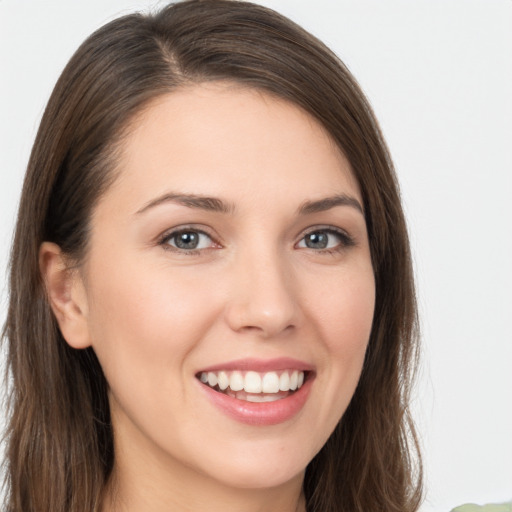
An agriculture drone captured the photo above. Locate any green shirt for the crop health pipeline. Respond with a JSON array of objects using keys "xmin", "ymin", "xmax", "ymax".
[{"xmin": 452, "ymin": 504, "xmax": 512, "ymax": 512}]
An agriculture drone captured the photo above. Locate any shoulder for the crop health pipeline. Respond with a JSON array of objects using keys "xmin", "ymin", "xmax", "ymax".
[{"xmin": 451, "ymin": 504, "xmax": 512, "ymax": 512}]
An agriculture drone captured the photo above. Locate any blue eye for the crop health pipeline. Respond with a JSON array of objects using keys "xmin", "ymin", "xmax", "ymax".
[
  {"xmin": 163, "ymin": 229, "xmax": 214, "ymax": 251},
  {"xmin": 297, "ymin": 229, "xmax": 353, "ymax": 251}
]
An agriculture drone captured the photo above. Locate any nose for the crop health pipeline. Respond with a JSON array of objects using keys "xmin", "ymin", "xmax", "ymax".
[{"xmin": 224, "ymin": 249, "xmax": 301, "ymax": 338}]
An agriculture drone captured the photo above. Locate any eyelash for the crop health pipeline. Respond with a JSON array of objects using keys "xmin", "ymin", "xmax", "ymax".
[
  {"xmin": 158, "ymin": 225, "xmax": 355, "ymax": 255},
  {"xmin": 158, "ymin": 226, "xmax": 218, "ymax": 255},
  {"xmin": 298, "ymin": 226, "xmax": 355, "ymax": 254}
]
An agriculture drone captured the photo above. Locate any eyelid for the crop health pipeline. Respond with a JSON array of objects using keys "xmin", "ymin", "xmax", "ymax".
[
  {"xmin": 157, "ymin": 225, "xmax": 221, "ymax": 253},
  {"xmin": 295, "ymin": 225, "xmax": 356, "ymax": 251}
]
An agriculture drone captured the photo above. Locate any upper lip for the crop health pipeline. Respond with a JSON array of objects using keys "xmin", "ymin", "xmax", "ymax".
[{"xmin": 197, "ymin": 357, "xmax": 315, "ymax": 374}]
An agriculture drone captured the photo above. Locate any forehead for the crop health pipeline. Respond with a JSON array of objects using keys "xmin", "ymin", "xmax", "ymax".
[{"xmin": 101, "ymin": 83, "xmax": 361, "ymax": 213}]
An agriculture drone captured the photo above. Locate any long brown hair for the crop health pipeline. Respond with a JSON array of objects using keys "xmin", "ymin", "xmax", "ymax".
[{"xmin": 2, "ymin": 1, "xmax": 422, "ymax": 510}]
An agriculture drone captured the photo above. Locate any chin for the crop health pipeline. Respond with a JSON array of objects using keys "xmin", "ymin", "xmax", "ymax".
[
  {"xmin": 195, "ymin": 445, "xmax": 310, "ymax": 490},
  {"xmin": 214, "ymin": 466, "xmax": 304, "ymax": 491}
]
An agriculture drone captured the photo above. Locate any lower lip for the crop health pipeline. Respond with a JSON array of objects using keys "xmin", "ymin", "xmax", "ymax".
[{"xmin": 198, "ymin": 376, "xmax": 313, "ymax": 426}]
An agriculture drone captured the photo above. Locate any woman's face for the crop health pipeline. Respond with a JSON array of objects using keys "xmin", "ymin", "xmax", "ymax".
[{"xmin": 75, "ymin": 84, "xmax": 375, "ymax": 492}]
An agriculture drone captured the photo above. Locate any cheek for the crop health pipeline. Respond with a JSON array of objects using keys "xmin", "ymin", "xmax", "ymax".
[
  {"xmin": 311, "ymin": 266, "xmax": 375, "ymax": 356},
  {"xmin": 306, "ymin": 264, "xmax": 375, "ymax": 412},
  {"xmin": 84, "ymin": 254, "xmax": 222, "ymax": 384},
  {"xmin": 83, "ymin": 255, "xmax": 230, "ymax": 449}
]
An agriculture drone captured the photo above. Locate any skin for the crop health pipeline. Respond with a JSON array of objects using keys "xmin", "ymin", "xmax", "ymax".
[{"xmin": 41, "ymin": 83, "xmax": 375, "ymax": 512}]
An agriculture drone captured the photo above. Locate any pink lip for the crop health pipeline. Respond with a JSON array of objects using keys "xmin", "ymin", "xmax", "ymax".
[
  {"xmin": 198, "ymin": 357, "xmax": 314, "ymax": 373},
  {"xmin": 197, "ymin": 372, "xmax": 314, "ymax": 426}
]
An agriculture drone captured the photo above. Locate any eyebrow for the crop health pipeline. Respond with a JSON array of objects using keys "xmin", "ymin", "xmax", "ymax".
[
  {"xmin": 298, "ymin": 194, "xmax": 364, "ymax": 215},
  {"xmin": 135, "ymin": 193, "xmax": 235, "ymax": 215},
  {"xmin": 135, "ymin": 191, "xmax": 363, "ymax": 216}
]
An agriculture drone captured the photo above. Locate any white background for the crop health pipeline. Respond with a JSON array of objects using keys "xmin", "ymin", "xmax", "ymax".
[{"xmin": 1, "ymin": 1, "xmax": 511, "ymax": 510}]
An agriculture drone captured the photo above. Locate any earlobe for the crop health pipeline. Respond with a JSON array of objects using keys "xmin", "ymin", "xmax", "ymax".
[{"xmin": 39, "ymin": 242, "xmax": 92, "ymax": 349}]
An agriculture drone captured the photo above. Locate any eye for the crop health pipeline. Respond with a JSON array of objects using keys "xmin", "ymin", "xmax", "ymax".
[
  {"xmin": 297, "ymin": 228, "xmax": 354, "ymax": 251},
  {"xmin": 161, "ymin": 229, "xmax": 215, "ymax": 251}
]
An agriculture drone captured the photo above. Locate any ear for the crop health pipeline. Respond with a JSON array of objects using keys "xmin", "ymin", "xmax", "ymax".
[{"xmin": 39, "ymin": 242, "xmax": 91, "ymax": 349}]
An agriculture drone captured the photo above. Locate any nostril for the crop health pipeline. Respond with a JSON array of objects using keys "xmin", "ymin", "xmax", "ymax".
[{"xmin": 223, "ymin": 271, "xmax": 300, "ymax": 337}]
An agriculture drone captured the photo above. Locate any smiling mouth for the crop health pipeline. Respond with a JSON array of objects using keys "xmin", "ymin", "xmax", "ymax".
[{"xmin": 196, "ymin": 369, "xmax": 308, "ymax": 403}]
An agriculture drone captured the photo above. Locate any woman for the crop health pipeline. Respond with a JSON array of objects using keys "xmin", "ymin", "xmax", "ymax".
[{"xmin": 2, "ymin": 1, "xmax": 422, "ymax": 510}]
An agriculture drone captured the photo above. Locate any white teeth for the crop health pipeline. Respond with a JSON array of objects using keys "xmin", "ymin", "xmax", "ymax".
[
  {"xmin": 245, "ymin": 394, "xmax": 282, "ymax": 402},
  {"xmin": 199, "ymin": 369, "xmax": 307, "ymax": 395},
  {"xmin": 229, "ymin": 371, "xmax": 244, "ymax": 392},
  {"xmin": 279, "ymin": 372, "xmax": 290, "ymax": 391},
  {"xmin": 244, "ymin": 371, "xmax": 262, "ymax": 393},
  {"xmin": 262, "ymin": 372, "xmax": 280, "ymax": 393},
  {"xmin": 217, "ymin": 371, "xmax": 229, "ymax": 390},
  {"xmin": 207, "ymin": 372, "xmax": 218, "ymax": 387},
  {"xmin": 290, "ymin": 370, "xmax": 298, "ymax": 391}
]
